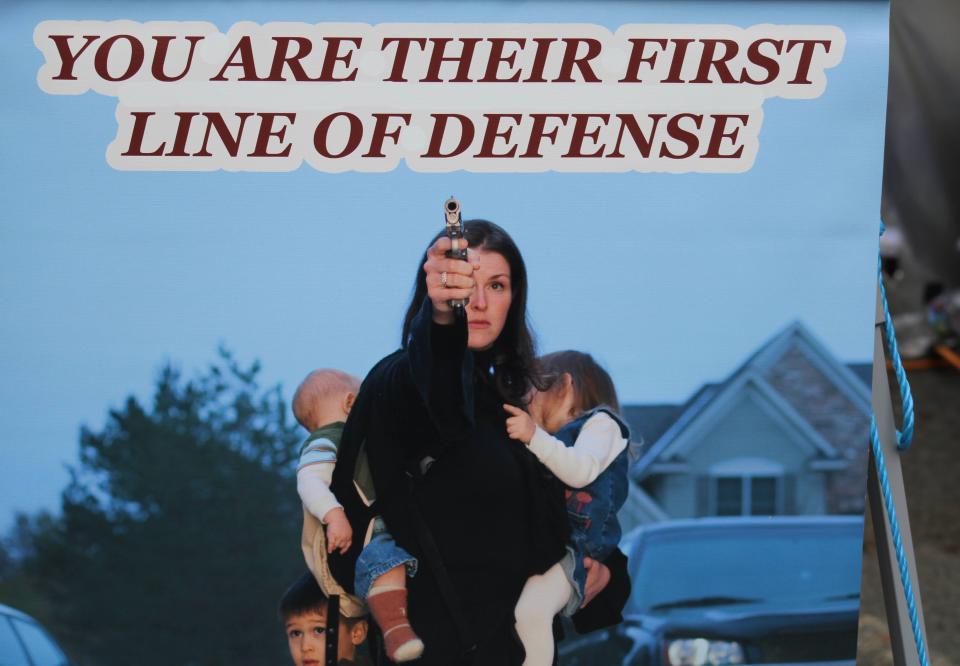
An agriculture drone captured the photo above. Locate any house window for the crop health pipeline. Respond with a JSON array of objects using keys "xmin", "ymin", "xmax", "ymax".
[
  {"xmin": 750, "ymin": 476, "xmax": 778, "ymax": 514},
  {"xmin": 716, "ymin": 477, "xmax": 743, "ymax": 515},
  {"xmin": 708, "ymin": 458, "xmax": 785, "ymax": 516}
]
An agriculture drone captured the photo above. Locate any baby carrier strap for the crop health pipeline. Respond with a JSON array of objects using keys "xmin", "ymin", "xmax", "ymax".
[{"xmin": 325, "ymin": 594, "xmax": 340, "ymax": 666}]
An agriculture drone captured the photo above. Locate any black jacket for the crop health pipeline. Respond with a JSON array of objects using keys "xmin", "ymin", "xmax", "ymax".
[{"xmin": 330, "ymin": 300, "xmax": 629, "ymax": 664}]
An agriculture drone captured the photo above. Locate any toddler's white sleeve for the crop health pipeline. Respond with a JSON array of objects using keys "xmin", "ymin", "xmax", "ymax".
[{"xmin": 526, "ymin": 412, "xmax": 628, "ymax": 488}]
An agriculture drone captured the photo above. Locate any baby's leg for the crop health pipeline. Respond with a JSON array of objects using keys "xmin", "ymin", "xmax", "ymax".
[
  {"xmin": 368, "ymin": 567, "xmax": 423, "ymax": 662},
  {"xmin": 356, "ymin": 531, "xmax": 422, "ymax": 663},
  {"xmin": 514, "ymin": 561, "xmax": 574, "ymax": 666},
  {"xmin": 370, "ymin": 564, "xmax": 406, "ymax": 589}
]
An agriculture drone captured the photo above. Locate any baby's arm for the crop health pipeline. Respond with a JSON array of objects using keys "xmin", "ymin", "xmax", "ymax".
[
  {"xmin": 297, "ymin": 436, "xmax": 343, "ymax": 522},
  {"xmin": 298, "ymin": 438, "xmax": 352, "ymax": 553},
  {"xmin": 526, "ymin": 413, "xmax": 628, "ymax": 489},
  {"xmin": 297, "ymin": 463, "xmax": 342, "ymax": 523}
]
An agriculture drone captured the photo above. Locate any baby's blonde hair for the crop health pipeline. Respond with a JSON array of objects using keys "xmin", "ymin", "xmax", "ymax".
[{"xmin": 292, "ymin": 369, "xmax": 360, "ymax": 431}]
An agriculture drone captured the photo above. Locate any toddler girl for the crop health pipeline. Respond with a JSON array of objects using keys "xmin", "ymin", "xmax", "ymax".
[{"xmin": 504, "ymin": 350, "xmax": 631, "ymax": 666}]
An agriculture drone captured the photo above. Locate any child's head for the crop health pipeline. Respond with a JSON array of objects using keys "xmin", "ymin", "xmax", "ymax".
[
  {"xmin": 279, "ymin": 572, "xmax": 369, "ymax": 666},
  {"xmin": 530, "ymin": 351, "xmax": 620, "ymax": 432},
  {"xmin": 292, "ymin": 369, "xmax": 361, "ymax": 432}
]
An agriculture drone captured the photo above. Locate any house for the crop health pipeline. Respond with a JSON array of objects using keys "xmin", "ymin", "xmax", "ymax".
[{"xmin": 618, "ymin": 321, "xmax": 872, "ymax": 530}]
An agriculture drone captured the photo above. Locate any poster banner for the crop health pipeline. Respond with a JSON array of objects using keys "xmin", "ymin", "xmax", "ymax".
[{"xmin": 1, "ymin": 1, "xmax": 888, "ymax": 664}]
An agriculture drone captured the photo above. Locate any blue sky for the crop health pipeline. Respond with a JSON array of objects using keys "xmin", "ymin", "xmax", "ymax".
[{"xmin": 0, "ymin": 0, "xmax": 888, "ymax": 529}]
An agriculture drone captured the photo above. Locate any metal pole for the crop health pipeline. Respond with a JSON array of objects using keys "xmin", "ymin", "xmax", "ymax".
[{"xmin": 867, "ymin": 285, "xmax": 929, "ymax": 666}]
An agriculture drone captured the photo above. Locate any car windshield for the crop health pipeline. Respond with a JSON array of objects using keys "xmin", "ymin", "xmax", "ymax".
[{"xmin": 626, "ymin": 523, "xmax": 862, "ymax": 614}]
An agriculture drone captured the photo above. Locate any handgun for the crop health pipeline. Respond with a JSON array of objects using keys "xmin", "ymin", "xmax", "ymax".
[{"xmin": 443, "ymin": 196, "xmax": 469, "ymax": 310}]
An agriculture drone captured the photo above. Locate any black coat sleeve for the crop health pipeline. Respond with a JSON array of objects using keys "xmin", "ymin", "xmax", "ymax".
[
  {"xmin": 328, "ymin": 300, "xmax": 479, "ymax": 590},
  {"xmin": 405, "ymin": 298, "xmax": 475, "ymax": 445},
  {"xmin": 570, "ymin": 547, "xmax": 632, "ymax": 634},
  {"xmin": 328, "ymin": 350, "xmax": 417, "ymax": 590}
]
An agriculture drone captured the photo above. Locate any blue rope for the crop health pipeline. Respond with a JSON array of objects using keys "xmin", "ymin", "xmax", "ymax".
[
  {"xmin": 870, "ymin": 417, "xmax": 930, "ymax": 666},
  {"xmin": 874, "ymin": 222, "xmax": 927, "ymax": 664},
  {"xmin": 878, "ymin": 223, "xmax": 916, "ymax": 450}
]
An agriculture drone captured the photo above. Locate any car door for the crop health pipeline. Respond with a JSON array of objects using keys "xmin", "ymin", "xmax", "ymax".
[
  {"xmin": 0, "ymin": 614, "xmax": 31, "ymax": 666},
  {"xmin": 8, "ymin": 618, "xmax": 69, "ymax": 666}
]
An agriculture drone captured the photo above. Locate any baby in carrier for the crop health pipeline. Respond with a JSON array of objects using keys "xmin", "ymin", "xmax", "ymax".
[
  {"xmin": 293, "ymin": 369, "xmax": 422, "ymax": 663},
  {"xmin": 504, "ymin": 351, "xmax": 631, "ymax": 666}
]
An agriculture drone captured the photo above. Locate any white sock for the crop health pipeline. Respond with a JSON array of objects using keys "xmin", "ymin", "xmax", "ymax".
[{"xmin": 514, "ymin": 561, "xmax": 574, "ymax": 666}]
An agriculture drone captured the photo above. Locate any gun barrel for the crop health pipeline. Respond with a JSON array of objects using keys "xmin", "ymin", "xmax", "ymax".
[{"xmin": 444, "ymin": 196, "xmax": 461, "ymax": 228}]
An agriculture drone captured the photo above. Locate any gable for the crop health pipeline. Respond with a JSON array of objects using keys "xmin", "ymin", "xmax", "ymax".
[
  {"xmin": 751, "ymin": 322, "xmax": 872, "ymax": 412},
  {"xmin": 660, "ymin": 387, "xmax": 822, "ymax": 472},
  {"xmin": 647, "ymin": 371, "xmax": 839, "ymax": 475},
  {"xmin": 630, "ymin": 321, "xmax": 867, "ymax": 482},
  {"xmin": 761, "ymin": 345, "xmax": 871, "ymax": 461}
]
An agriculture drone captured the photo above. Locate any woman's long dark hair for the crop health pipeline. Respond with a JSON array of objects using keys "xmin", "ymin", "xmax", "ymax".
[{"xmin": 401, "ymin": 220, "xmax": 540, "ymax": 405}]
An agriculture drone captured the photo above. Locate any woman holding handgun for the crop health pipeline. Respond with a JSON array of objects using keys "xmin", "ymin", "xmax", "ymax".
[{"xmin": 330, "ymin": 219, "xmax": 630, "ymax": 665}]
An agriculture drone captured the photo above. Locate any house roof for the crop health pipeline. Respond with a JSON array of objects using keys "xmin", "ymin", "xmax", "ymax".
[
  {"xmin": 627, "ymin": 321, "xmax": 872, "ymax": 481},
  {"xmin": 622, "ymin": 404, "xmax": 683, "ymax": 448},
  {"xmin": 846, "ymin": 362, "xmax": 873, "ymax": 388},
  {"xmin": 748, "ymin": 321, "xmax": 872, "ymax": 411}
]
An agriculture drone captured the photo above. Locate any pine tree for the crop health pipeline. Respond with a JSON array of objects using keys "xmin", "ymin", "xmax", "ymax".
[{"xmin": 16, "ymin": 350, "xmax": 305, "ymax": 665}]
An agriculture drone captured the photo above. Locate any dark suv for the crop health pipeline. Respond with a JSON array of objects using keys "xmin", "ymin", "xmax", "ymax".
[{"xmin": 559, "ymin": 516, "xmax": 863, "ymax": 666}]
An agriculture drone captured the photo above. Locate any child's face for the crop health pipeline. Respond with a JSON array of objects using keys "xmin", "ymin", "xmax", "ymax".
[
  {"xmin": 286, "ymin": 610, "xmax": 329, "ymax": 666},
  {"xmin": 285, "ymin": 609, "xmax": 368, "ymax": 666}
]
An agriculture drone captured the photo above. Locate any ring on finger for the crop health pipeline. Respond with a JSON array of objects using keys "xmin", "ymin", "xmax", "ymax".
[{"xmin": 440, "ymin": 271, "xmax": 448, "ymax": 288}]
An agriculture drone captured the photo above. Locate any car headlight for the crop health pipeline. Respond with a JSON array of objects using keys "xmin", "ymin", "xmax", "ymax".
[{"xmin": 666, "ymin": 638, "xmax": 745, "ymax": 666}]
